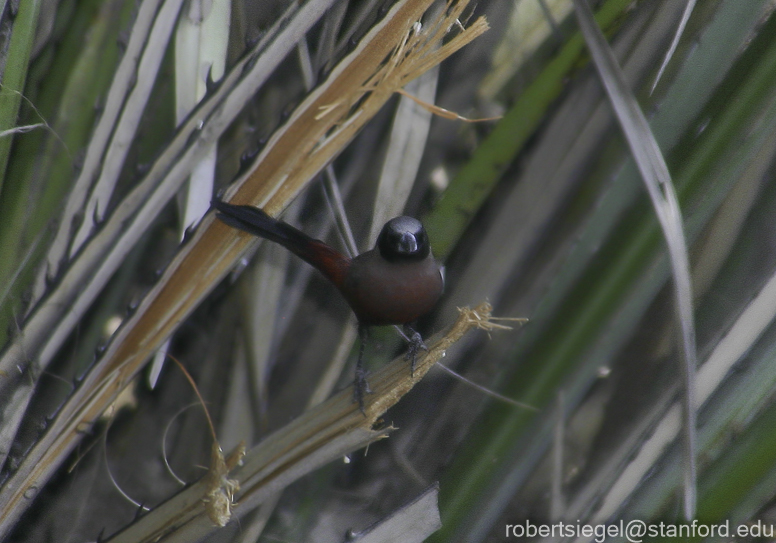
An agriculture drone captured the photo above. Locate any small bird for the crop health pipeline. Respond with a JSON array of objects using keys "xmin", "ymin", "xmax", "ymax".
[{"xmin": 212, "ymin": 200, "xmax": 444, "ymax": 411}]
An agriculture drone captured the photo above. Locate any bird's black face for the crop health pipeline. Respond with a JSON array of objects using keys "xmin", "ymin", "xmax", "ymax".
[{"xmin": 377, "ymin": 216, "xmax": 430, "ymax": 262}]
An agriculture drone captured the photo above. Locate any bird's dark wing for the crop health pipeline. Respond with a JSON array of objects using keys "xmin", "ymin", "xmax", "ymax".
[{"xmin": 212, "ymin": 200, "xmax": 350, "ymax": 286}]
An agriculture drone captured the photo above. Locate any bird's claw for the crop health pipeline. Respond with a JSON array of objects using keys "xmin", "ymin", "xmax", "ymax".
[
  {"xmin": 404, "ymin": 329, "xmax": 428, "ymax": 377},
  {"xmin": 353, "ymin": 365, "xmax": 371, "ymax": 415}
]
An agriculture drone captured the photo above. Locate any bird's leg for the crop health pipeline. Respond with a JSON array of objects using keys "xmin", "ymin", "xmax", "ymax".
[
  {"xmin": 401, "ymin": 324, "xmax": 428, "ymax": 377},
  {"xmin": 354, "ymin": 324, "xmax": 371, "ymax": 414}
]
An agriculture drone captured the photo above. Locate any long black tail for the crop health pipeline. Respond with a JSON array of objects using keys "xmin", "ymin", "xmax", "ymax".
[
  {"xmin": 212, "ymin": 200, "xmax": 350, "ymax": 284},
  {"xmin": 212, "ymin": 200, "xmax": 315, "ymax": 250}
]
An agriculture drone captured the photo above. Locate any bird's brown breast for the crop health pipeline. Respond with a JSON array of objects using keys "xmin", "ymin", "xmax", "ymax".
[{"xmin": 340, "ymin": 250, "xmax": 443, "ymax": 326}]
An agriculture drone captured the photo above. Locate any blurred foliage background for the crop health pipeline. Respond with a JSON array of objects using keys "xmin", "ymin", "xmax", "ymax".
[{"xmin": 1, "ymin": 0, "xmax": 776, "ymax": 541}]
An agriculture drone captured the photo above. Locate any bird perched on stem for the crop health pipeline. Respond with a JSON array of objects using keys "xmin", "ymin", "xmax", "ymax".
[{"xmin": 212, "ymin": 200, "xmax": 444, "ymax": 411}]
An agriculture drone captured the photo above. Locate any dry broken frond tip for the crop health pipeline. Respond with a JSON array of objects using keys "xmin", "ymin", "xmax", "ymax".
[
  {"xmin": 313, "ymin": 2, "xmax": 489, "ymax": 125},
  {"xmin": 204, "ymin": 442, "xmax": 245, "ymax": 527},
  {"xmin": 360, "ymin": 301, "xmax": 500, "ymax": 421}
]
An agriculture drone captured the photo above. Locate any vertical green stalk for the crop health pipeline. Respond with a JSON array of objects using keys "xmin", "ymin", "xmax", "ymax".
[{"xmin": 0, "ymin": 0, "xmax": 42, "ymax": 192}]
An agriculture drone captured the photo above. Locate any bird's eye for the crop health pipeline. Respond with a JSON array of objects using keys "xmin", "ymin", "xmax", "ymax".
[{"xmin": 377, "ymin": 216, "xmax": 430, "ymax": 261}]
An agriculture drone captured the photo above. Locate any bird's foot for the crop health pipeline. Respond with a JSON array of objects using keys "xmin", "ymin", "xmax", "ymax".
[
  {"xmin": 353, "ymin": 365, "xmax": 372, "ymax": 415},
  {"xmin": 403, "ymin": 326, "xmax": 428, "ymax": 377}
]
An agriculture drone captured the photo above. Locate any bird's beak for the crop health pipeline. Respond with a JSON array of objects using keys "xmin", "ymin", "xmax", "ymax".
[{"xmin": 397, "ymin": 232, "xmax": 418, "ymax": 254}]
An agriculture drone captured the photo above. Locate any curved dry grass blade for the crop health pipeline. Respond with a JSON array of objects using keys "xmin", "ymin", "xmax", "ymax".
[
  {"xmin": 102, "ymin": 304, "xmax": 491, "ymax": 543},
  {"xmin": 650, "ymin": 0, "xmax": 696, "ymax": 94},
  {"xmin": 0, "ymin": 2, "xmax": 488, "ymax": 537},
  {"xmin": 573, "ymin": 0, "xmax": 698, "ymax": 520}
]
